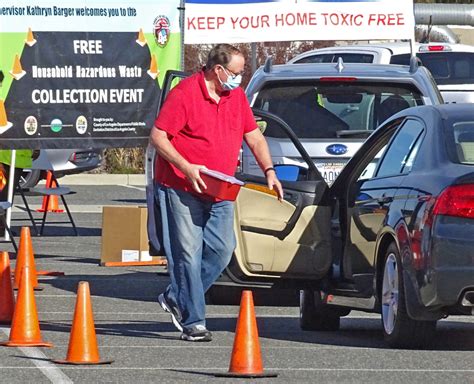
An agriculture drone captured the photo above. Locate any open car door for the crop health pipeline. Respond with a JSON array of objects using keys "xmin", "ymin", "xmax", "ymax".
[
  {"xmin": 147, "ymin": 70, "xmax": 190, "ymax": 255},
  {"xmin": 228, "ymin": 109, "xmax": 332, "ymax": 284}
]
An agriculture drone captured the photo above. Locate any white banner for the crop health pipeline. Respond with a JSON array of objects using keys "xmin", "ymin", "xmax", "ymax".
[{"xmin": 185, "ymin": 0, "xmax": 415, "ymax": 44}]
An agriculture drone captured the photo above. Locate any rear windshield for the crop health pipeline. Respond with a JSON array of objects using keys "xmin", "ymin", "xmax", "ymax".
[
  {"xmin": 452, "ymin": 122, "xmax": 474, "ymax": 165},
  {"xmin": 294, "ymin": 53, "xmax": 374, "ymax": 64},
  {"xmin": 252, "ymin": 81, "xmax": 423, "ymax": 138},
  {"xmin": 390, "ymin": 52, "xmax": 474, "ymax": 85}
]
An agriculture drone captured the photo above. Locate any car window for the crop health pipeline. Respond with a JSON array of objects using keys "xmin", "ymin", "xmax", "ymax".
[
  {"xmin": 452, "ymin": 122, "xmax": 474, "ymax": 165},
  {"xmin": 294, "ymin": 53, "xmax": 374, "ymax": 64},
  {"xmin": 252, "ymin": 81, "xmax": 423, "ymax": 139},
  {"xmin": 357, "ymin": 145, "xmax": 388, "ymax": 181},
  {"xmin": 391, "ymin": 52, "xmax": 474, "ymax": 86},
  {"xmin": 294, "ymin": 54, "xmax": 334, "ymax": 63},
  {"xmin": 375, "ymin": 119, "xmax": 424, "ymax": 177},
  {"xmin": 242, "ymin": 110, "xmax": 320, "ymax": 181}
]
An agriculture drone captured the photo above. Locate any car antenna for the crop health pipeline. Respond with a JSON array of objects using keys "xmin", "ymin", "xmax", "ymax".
[
  {"xmin": 409, "ymin": 36, "xmax": 419, "ymax": 74},
  {"xmin": 263, "ymin": 56, "xmax": 273, "ymax": 73}
]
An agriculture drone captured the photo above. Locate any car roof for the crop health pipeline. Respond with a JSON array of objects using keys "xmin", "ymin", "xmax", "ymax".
[
  {"xmin": 246, "ymin": 61, "xmax": 440, "ymax": 95},
  {"xmin": 387, "ymin": 102, "xmax": 474, "ymax": 123},
  {"xmin": 253, "ymin": 61, "xmax": 416, "ymax": 78},
  {"xmin": 428, "ymin": 103, "xmax": 474, "ymax": 119}
]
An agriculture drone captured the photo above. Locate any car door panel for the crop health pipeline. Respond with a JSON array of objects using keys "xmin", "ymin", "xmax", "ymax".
[
  {"xmin": 235, "ymin": 184, "xmax": 332, "ymax": 277},
  {"xmin": 232, "ymin": 109, "xmax": 332, "ymax": 282},
  {"xmin": 147, "ymin": 70, "xmax": 190, "ymax": 256},
  {"xmin": 346, "ymin": 177, "xmax": 401, "ymax": 277},
  {"xmin": 336, "ymin": 118, "xmax": 426, "ymax": 281}
]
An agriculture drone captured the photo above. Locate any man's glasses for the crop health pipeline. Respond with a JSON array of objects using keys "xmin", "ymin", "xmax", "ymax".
[{"xmin": 221, "ymin": 66, "xmax": 244, "ymax": 79}]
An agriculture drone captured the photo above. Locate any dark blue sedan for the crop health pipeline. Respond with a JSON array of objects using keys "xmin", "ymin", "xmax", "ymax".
[
  {"xmin": 327, "ymin": 103, "xmax": 474, "ymax": 347},
  {"xmin": 212, "ymin": 104, "xmax": 474, "ymax": 349}
]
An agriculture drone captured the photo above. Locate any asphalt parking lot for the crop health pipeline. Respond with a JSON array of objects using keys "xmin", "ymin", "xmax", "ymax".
[{"xmin": 0, "ymin": 180, "xmax": 472, "ymax": 383}]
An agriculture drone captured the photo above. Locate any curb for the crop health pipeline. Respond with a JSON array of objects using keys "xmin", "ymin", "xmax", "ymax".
[{"xmin": 48, "ymin": 173, "xmax": 146, "ymax": 186}]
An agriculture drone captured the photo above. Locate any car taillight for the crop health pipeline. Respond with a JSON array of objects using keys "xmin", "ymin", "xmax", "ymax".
[
  {"xmin": 432, "ymin": 184, "xmax": 474, "ymax": 219},
  {"xmin": 319, "ymin": 77, "xmax": 357, "ymax": 82},
  {"xmin": 419, "ymin": 45, "xmax": 452, "ymax": 52}
]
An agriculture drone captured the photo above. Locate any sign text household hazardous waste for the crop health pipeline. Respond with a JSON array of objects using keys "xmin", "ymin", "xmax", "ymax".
[{"xmin": 0, "ymin": 0, "xmax": 181, "ymax": 149}]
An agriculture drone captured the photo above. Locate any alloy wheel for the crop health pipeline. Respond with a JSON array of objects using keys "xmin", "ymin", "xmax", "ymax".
[{"xmin": 382, "ymin": 252, "xmax": 399, "ymax": 335}]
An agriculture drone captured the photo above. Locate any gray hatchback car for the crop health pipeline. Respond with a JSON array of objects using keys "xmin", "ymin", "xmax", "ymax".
[{"xmin": 242, "ymin": 58, "xmax": 443, "ymax": 184}]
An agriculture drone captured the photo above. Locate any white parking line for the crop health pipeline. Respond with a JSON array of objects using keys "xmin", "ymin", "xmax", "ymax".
[
  {"xmin": 119, "ymin": 184, "xmax": 146, "ymax": 192},
  {"xmin": 0, "ymin": 327, "xmax": 73, "ymax": 384},
  {"xmin": 0, "ymin": 367, "xmax": 472, "ymax": 372}
]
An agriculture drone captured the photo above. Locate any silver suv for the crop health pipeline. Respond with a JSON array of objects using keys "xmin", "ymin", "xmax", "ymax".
[{"xmin": 243, "ymin": 59, "xmax": 443, "ymax": 183}]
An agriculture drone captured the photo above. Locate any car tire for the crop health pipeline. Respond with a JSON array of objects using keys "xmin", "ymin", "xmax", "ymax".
[
  {"xmin": 19, "ymin": 169, "xmax": 41, "ymax": 189},
  {"xmin": 381, "ymin": 243, "xmax": 436, "ymax": 349},
  {"xmin": 299, "ymin": 289, "xmax": 341, "ymax": 331}
]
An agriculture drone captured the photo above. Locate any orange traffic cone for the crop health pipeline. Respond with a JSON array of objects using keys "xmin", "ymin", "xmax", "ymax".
[
  {"xmin": 25, "ymin": 27, "xmax": 37, "ymax": 46},
  {"xmin": 0, "ymin": 252, "xmax": 15, "ymax": 324},
  {"xmin": 0, "ymin": 100, "xmax": 12, "ymax": 133},
  {"xmin": 136, "ymin": 28, "xmax": 147, "ymax": 46},
  {"xmin": 147, "ymin": 54, "xmax": 159, "ymax": 79},
  {"xmin": 215, "ymin": 290, "xmax": 277, "ymax": 378},
  {"xmin": 12, "ymin": 226, "xmax": 64, "ymax": 279},
  {"xmin": 9, "ymin": 54, "xmax": 26, "ymax": 80},
  {"xmin": 36, "ymin": 171, "xmax": 63, "ymax": 213},
  {"xmin": 0, "ymin": 100, "xmax": 9, "ymax": 127},
  {"xmin": 13, "ymin": 227, "xmax": 40, "ymax": 290},
  {"xmin": 54, "ymin": 281, "xmax": 113, "ymax": 365},
  {"xmin": 0, "ymin": 266, "xmax": 52, "ymax": 347}
]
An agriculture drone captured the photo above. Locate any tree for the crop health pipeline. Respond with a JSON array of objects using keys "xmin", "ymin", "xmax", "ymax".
[{"xmin": 184, "ymin": 41, "xmax": 335, "ymax": 87}]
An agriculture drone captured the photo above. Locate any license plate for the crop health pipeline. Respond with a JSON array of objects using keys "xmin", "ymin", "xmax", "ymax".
[{"xmin": 315, "ymin": 162, "xmax": 345, "ymax": 184}]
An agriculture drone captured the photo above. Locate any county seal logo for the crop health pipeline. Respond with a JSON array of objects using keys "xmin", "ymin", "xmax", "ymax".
[{"xmin": 153, "ymin": 15, "xmax": 170, "ymax": 47}]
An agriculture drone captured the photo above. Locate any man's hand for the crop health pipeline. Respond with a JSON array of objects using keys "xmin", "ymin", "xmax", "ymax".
[
  {"xmin": 183, "ymin": 164, "xmax": 207, "ymax": 194},
  {"xmin": 266, "ymin": 170, "xmax": 283, "ymax": 201}
]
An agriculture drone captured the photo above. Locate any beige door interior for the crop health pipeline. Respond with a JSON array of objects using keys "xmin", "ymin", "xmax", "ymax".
[{"xmin": 233, "ymin": 184, "xmax": 332, "ymax": 280}]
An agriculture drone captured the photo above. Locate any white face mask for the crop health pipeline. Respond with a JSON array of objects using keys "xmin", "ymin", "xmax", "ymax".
[{"xmin": 219, "ymin": 66, "xmax": 242, "ymax": 91}]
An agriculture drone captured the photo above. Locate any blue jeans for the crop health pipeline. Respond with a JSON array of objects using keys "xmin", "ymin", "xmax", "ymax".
[{"xmin": 155, "ymin": 183, "xmax": 236, "ymax": 328}]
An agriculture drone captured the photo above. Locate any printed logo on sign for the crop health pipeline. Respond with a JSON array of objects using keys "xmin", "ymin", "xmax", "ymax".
[
  {"xmin": 50, "ymin": 118, "xmax": 63, "ymax": 133},
  {"xmin": 326, "ymin": 144, "xmax": 348, "ymax": 155},
  {"xmin": 24, "ymin": 116, "xmax": 38, "ymax": 136},
  {"xmin": 75, "ymin": 115, "xmax": 88, "ymax": 135},
  {"xmin": 153, "ymin": 15, "xmax": 170, "ymax": 47}
]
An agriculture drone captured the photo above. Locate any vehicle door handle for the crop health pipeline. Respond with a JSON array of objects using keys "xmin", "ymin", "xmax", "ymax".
[{"xmin": 377, "ymin": 195, "xmax": 393, "ymax": 205}]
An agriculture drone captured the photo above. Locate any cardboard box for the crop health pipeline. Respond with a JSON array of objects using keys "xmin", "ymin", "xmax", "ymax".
[{"xmin": 100, "ymin": 205, "xmax": 163, "ymax": 265}]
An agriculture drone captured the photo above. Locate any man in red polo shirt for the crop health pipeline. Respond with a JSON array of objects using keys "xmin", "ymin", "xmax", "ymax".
[{"xmin": 150, "ymin": 44, "xmax": 282, "ymax": 342}]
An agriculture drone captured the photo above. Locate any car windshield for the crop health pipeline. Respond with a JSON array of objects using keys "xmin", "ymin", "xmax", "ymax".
[
  {"xmin": 452, "ymin": 121, "xmax": 474, "ymax": 165},
  {"xmin": 252, "ymin": 81, "xmax": 423, "ymax": 138},
  {"xmin": 391, "ymin": 52, "xmax": 474, "ymax": 86}
]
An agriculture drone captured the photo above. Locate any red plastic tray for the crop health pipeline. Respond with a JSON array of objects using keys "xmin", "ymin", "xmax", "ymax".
[{"xmin": 200, "ymin": 168, "xmax": 244, "ymax": 201}]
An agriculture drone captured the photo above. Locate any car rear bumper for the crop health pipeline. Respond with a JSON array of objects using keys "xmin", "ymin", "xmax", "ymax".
[
  {"xmin": 419, "ymin": 217, "xmax": 474, "ymax": 312},
  {"xmin": 404, "ymin": 217, "xmax": 474, "ymax": 319}
]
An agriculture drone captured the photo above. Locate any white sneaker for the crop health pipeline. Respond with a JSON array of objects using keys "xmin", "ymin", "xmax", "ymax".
[
  {"xmin": 180, "ymin": 324, "xmax": 212, "ymax": 342},
  {"xmin": 158, "ymin": 293, "xmax": 183, "ymax": 332}
]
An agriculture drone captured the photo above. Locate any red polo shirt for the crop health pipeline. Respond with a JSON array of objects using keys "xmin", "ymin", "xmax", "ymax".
[{"xmin": 153, "ymin": 70, "xmax": 257, "ymax": 194}]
